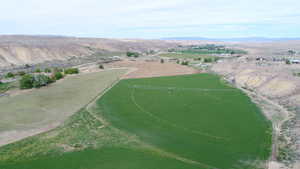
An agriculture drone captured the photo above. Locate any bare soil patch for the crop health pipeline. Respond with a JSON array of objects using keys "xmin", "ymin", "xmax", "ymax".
[{"xmin": 106, "ymin": 59, "xmax": 200, "ymax": 79}]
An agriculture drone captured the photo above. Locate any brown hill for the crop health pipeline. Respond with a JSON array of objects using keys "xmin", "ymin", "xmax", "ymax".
[{"xmin": 0, "ymin": 35, "xmax": 177, "ymax": 68}]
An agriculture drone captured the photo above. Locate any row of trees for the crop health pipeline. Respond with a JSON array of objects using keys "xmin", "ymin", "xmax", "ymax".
[
  {"xmin": 3, "ymin": 67, "xmax": 79, "ymax": 79},
  {"xmin": 126, "ymin": 51, "xmax": 140, "ymax": 58},
  {"xmin": 19, "ymin": 68, "xmax": 79, "ymax": 89}
]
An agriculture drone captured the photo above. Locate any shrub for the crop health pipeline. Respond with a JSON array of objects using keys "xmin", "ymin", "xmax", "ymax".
[
  {"xmin": 32, "ymin": 74, "xmax": 52, "ymax": 88},
  {"xmin": 20, "ymin": 74, "xmax": 54, "ymax": 89},
  {"xmin": 286, "ymin": 60, "xmax": 291, "ymax": 65},
  {"xmin": 35, "ymin": 69, "xmax": 41, "ymax": 73},
  {"xmin": 44, "ymin": 68, "xmax": 52, "ymax": 73},
  {"xmin": 53, "ymin": 68, "xmax": 63, "ymax": 73},
  {"xmin": 17, "ymin": 71, "xmax": 26, "ymax": 76},
  {"xmin": 160, "ymin": 59, "xmax": 164, "ymax": 63},
  {"xmin": 5, "ymin": 72, "xmax": 15, "ymax": 78},
  {"xmin": 99, "ymin": 65, "xmax": 104, "ymax": 69},
  {"xmin": 204, "ymin": 58, "xmax": 213, "ymax": 63},
  {"xmin": 53, "ymin": 72, "xmax": 64, "ymax": 80},
  {"xmin": 64, "ymin": 68, "xmax": 79, "ymax": 74},
  {"xmin": 181, "ymin": 61, "xmax": 189, "ymax": 65},
  {"xmin": 20, "ymin": 74, "xmax": 34, "ymax": 89},
  {"xmin": 126, "ymin": 51, "xmax": 140, "ymax": 58},
  {"xmin": 176, "ymin": 60, "xmax": 180, "ymax": 64}
]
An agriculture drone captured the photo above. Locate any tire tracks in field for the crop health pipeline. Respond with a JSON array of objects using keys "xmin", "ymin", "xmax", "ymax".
[
  {"xmin": 84, "ymin": 68, "xmax": 220, "ymax": 169},
  {"xmin": 130, "ymin": 88, "xmax": 230, "ymax": 141}
]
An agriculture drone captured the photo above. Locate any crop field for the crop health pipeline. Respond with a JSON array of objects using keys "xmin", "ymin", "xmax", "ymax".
[
  {"xmin": 160, "ymin": 52, "xmax": 214, "ymax": 59},
  {"xmin": 0, "ymin": 74, "xmax": 272, "ymax": 169},
  {"xmin": 0, "ymin": 69, "xmax": 126, "ymax": 145}
]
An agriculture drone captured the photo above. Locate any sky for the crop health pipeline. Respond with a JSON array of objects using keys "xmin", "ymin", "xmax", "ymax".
[{"xmin": 0, "ymin": 0, "xmax": 300, "ymax": 39}]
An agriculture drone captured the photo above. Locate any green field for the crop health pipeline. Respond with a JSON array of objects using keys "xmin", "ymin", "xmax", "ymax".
[
  {"xmin": 160, "ymin": 52, "xmax": 214, "ymax": 59},
  {"xmin": 0, "ymin": 74, "xmax": 272, "ymax": 169}
]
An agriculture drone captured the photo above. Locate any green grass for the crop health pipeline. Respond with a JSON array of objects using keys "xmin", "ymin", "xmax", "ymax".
[
  {"xmin": 98, "ymin": 74, "xmax": 272, "ymax": 168},
  {"xmin": 0, "ymin": 74, "xmax": 272, "ymax": 169},
  {"xmin": 160, "ymin": 52, "xmax": 214, "ymax": 59},
  {"xmin": 0, "ymin": 81, "xmax": 18, "ymax": 94}
]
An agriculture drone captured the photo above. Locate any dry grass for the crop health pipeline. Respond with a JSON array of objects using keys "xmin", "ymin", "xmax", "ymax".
[{"xmin": 0, "ymin": 69, "xmax": 127, "ymax": 146}]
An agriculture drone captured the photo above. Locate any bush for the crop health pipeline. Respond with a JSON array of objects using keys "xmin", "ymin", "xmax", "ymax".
[
  {"xmin": 64, "ymin": 68, "xmax": 79, "ymax": 74},
  {"xmin": 32, "ymin": 74, "xmax": 52, "ymax": 88},
  {"xmin": 181, "ymin": 61, "xmax": 189, "ymax": 65},
  {"xmin": 160, "ymin": 59, "xmax": 164, "ymax": 63},
  {"xmin": 53, "ymin": 68, "xmax": 63, "ymax": 72},
  {"xmin": 17, "ymin": 71, "xmax": 26, "ymax": 76},
  {"xmin": 44, "ymin": 68, "xmax": 52, "ymax": 73},
  {"xmin": 286, "ymin": 60, "xmax": 291, "ymax": 65},
  {"xmin": 99, "ymin": 65, "xmax": 104, "ymax": 69},
  {"xmin": 20, "ymin": 74, "xmax": 34, "ymax": 89},
  {"xmin": 176, "ymin": 60, "xmax": 180, "ymax": 64},
  {"xmin": 126, "ymin": 51, "xmax": 140, "ymax": 58},
  {"xmin": 5, "ymin": 72, "xmax": 15, "ymax": 78},
  {"xmin": 53, "ymin": 72, "xmax": 64, "ymax": 80},
  {"xmin": 20, "ymin": 74, "xmax": 54, "ymax": 89},
  {"xmin": 204, "ymin": 58, "xmax": 213, "ymax": 63},
  {"xmin": 35, "ymin": 69, "xmax": 41, "ymax": 73}
]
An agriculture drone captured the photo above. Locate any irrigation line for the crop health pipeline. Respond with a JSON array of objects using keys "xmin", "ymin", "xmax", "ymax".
[
  {"xmin": 129, "ymin": 85, "xmax": 238, "ymax": 92},
  {"xmin": 83, "ymin": 69, "xmax": 221, "ymax": 169},
  {"xmin": 130, "ymin": 88, "xmax": 230, "ymax": 141}
]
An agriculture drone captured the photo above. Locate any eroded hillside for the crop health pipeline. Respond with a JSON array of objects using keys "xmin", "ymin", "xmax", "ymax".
[{"xmin": 0, "ymin": 35, "xmax": 176, "ymax": 68}]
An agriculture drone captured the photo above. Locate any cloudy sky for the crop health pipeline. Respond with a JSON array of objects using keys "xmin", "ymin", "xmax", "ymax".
[{"xmin": 0, "ymin": 0, "xmax": 300, "ymax": 38}]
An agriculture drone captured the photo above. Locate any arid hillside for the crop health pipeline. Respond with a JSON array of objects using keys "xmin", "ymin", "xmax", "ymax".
[{"xmin": 0, "ymin": 35, "xmax": 177, "ymax": 68}]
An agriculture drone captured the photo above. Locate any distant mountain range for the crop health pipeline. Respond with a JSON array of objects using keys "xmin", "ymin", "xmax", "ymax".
[{"xmin": 161, "ymin": 37, "xmax": 300, "ymax": 42}]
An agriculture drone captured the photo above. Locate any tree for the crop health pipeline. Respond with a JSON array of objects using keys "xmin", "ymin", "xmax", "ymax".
[
  {"xmin": 53, "ymin": 67, "xmax": 63, "ymax": 73},
  {"xmin": 44, "ymin": 68, "xmax": 52, "ymax": 73},
  {"xmin": 20, "ymin": 74, "xmax": 34, "ymax": 89},
  {"xmin": 126, "ymin": 51, "xmax": 140, "ymax": 58},
  {"xmin": 204, "ymin": 58, "xmax": 213, "ymax": 63},
  {"xmin": 32, "ymin": 74, "xmax": 52, "ymax": 88},
  {"xmin": 17, "ymin": 71, "xmax": 26, "ymax": 76},
  {"xmin": 286, "ymin": 59, "xmax": 291, "ymax": 65},
  {"xmin": 160, "ymin": 59, "xmax": 164, "ymax": 63},
  {"xmin": 20, "ymin": 74, "xmax": 54, "ymax": 89},
  {"xmin": 99, "ymin": 64, "xmax": 104, "ymax": 69},
  {"xmin": 35, "ymin": 68, "xmax": 41, "ymax": 73},
  {"xmin": 181, "ymin": 61, "xmax": 189, "ymax": 65},
  {"xmin": 53, "ymin": 71, "xmax": 64, "ymax": 80},
  {"xmin": 288, "ymin": 50, "xmax": 296, "ymax": 55},
  {"xmin": 5, "ymin": 72, "xmax": 15, "ymax": 78}
]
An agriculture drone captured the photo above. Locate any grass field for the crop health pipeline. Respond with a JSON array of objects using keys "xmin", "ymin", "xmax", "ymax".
[
  {"xmin": 0, "ymin": 74, "xmax": 272, "ymax": 169},
  {"xmin": 160, "ymin": 52, "xmax": 214, "ymax": 59},
  {"xmin": 0, "ymin": 69, "xmax": 126, "ymax": 132}
]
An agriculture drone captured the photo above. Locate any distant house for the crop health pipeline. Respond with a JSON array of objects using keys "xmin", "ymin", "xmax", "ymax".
[
  {"xmin": 256, "ymin": 57, "xmax": 266, "ymax": 61},
  {"xmin": 291, "ymin": 59, "xmax": 300, "ymax": 64},
  {"xmin": 110, "ymin": 56, "xmax": 121, "ymax": 61}
]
